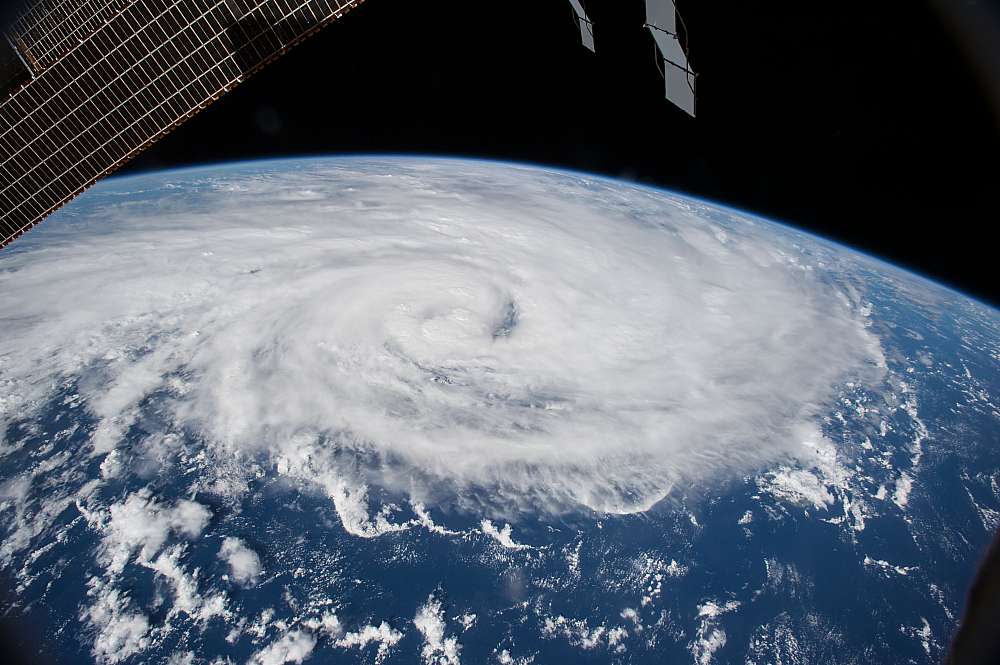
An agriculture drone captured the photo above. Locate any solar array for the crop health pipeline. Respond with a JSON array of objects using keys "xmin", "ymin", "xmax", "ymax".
[
  {"xmin": 8, "ymin": 0, "xmax": 135, "ymax": 72},
  {"xmin": 566, "ymin": 1, "xmax": 696, "ymax": 116},
  {"xmin": 0, "ymin": 0, "xmax": 697, "ymax": 249},
  {"xmin": 0, "ymin": 0, "xmax": 365, "ymax": 248},
  {"xmin": 566, "ymin": 0, "xmax": 594, "ymax": 53},
  {"xmin": 644, "ymin": 0, "xmax": 696, "ymax": 117}
]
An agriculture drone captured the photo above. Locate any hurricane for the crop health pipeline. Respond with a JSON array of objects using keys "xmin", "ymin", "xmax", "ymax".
[
  {"xmin": 0, "ymin": 158, "xmax": 883, "ymax": 522},
  {"xmin": 2, "ymin": 158, "xmax": 996, "ymax": 665}
]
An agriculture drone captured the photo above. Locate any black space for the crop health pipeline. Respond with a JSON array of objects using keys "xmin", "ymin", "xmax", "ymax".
[{"xmin": 123, "ymin": 0, "xmax": 1000, "ymax": 305}]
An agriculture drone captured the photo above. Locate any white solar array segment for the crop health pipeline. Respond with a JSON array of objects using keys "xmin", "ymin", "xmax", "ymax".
[
  {"xmin": 645, "ymin": 0, "xmax": 676, "ymax": 34},
  {"xmin": 647, "ymin": 25, "xmax": 685, "ymax": 68},
  {"xmin": 663, "ymin": 58, "xmax": 695, "ymax": 116},
  {"xmin": 644, "ymin": 0, "xmax": 696, "ymax": 116},
  {"xmin": 0, "ymin": 0, "xmax": 698, "ymax": 249},
  {"xmin": 566, "ymin": 0, "xmax": 594, "ymax": 52}
]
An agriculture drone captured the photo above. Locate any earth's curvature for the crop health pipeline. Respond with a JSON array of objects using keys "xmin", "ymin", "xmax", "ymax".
[{"xmin": 0, "ymin": 157, "xmax": 998, "ymax": 665}]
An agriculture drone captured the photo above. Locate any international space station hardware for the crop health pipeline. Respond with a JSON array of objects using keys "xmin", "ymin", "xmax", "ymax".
[
  {"xmin": 643, "ymin": 0, "xmax": 697, "ymax": 116},
  {"xmin": 566, "ymin": 0, "xmax": 696, "ymax": 117},
  {"xmin": 0, "ymin": 0, "xmax": 367, "ymax": 249},
  {"xmin": 0, "ymin": 0, "xmax": 697, "ymax": 249},
  {"xmin": 566, "ymin": 0, "xmax": 595, "ymax": 52}
]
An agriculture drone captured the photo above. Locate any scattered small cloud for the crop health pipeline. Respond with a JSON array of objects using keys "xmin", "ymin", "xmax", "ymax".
[
  {"xmin": 248, "ymin": 629, "xmax": 316, "ymax": 665},
  {"xmin": 218, "ymin": 537, "xmax": 263, "ymax": 586},
  {"xmin": 415, "ymin": 594, "xmax": 462, "ymax": 665}
]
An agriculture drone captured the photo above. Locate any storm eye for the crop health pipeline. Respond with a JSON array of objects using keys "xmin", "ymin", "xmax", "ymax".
[{"xmin": 492, "ymin": 301, "xmax": 519, "ymax": 339}]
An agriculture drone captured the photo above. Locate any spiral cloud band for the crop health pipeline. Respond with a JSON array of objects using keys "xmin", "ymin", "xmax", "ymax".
[{"xmin": 0, "ymin": 158, "xmax": 884, "ymax": 519}]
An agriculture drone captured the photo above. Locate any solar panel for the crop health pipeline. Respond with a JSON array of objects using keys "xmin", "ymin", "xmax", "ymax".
[
  {"xmin": 8, "ymin": 0, "xmax": 130, "ymax": 72},
  {"xmin": 647, "ymin": 25, "xmax": 686, "ymax": 68},
  {"xmin": 566, "ymin": 0, "xmax": 595, "ymax": 52},
  {"xmin": 0, "ymin": 0, "xmax": 366, "ymax": 249},
  {"xmin": 664, "ymin": 57, "xmax": 696, "ymax": 116},
  {"xmin": 579, "ymin": 16, "xmax": 595, "ymax": 52},
  {"xmin": 0, "ymin": 0, "xmax": 697, "ymax": 250},
  {"xmin": 645, "ymin": 0, "xmax": 677, "ymax": 34},
  {"xmin": 643, "ymin": 0, "xmax": 696, "ymax": 116},
  {"xmin": 0, "ymin": 33, "xmax": 31, "ymax": 93}
]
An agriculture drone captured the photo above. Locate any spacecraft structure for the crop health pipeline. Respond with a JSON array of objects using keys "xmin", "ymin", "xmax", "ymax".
[
  {"xmin": 0, "ymin": 0, "xmax": 366, "ymax": 248},
  {"xmin": 0, "ymin": 0, "xmax": 696, "ymax": 249},
  {"xmin": 643, "ymin": 0, "xmax": 697, "ymax": 116}
]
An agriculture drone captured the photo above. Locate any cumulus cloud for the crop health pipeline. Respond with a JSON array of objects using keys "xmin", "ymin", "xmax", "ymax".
[
  {"xmin": 540, "ymin": 613, "xmax": 628, "ymax": 651},
  {"xmin": 336, "ymin": 621, "xmax": 404, "ymax": 664},
  {"xmin": 415, "ymin": 594, "xmax": 462, "ymax": 665},
  {"xmin": 74, "ymin": 491, "xmax": 216, "ymax": 660},
  {"xmin": 145, "ymin": 545, "xmax": 228, "ymax": 623},
  {"xmin": 248, "ymin": 629, "xmax": 316, "ymax": 665},
  {"xmin": 166, "ymin": 652, "xmax": 195, "ymax": 665},
  {"xmin": 690, "ymin": 600, "xmax": 741, "ymax": 665},
  {"xmin": 0, "ymin": 158, "xmax": 884, "ymax": 520},
  {"xmin": 481, "ymin": 520, "xmax": 530, "ymax": 550},
  {"xmin": 218, "ymin": 537, "xmax": 263, "ymax": 586},
  {"xmin": 81, "ymin": 578, "xmax": 151, "ymax": 665},
  {"xmin": 91, "ymin": 489, "xmax": 211, "ymax": 574},
  {"xmin": 495, "ymin": 649, "xmax": 535, "ymax": 665}
]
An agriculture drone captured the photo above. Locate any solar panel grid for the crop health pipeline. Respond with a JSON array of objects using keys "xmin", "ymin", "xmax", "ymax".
[
  {"xmin": 2, "ymin": 0, "xmax": 216, "ymax": 234},
  {"xmin": 1, "ymin": 0, "xmax": 218, "ymax": 229},
  {"xmin": 34, "ymin": 3, "xmax": 230, "ymax": 218},
  {"xmin": 0, "ymin": 0, "xmax": 364, "ymax": 247},
  {"xmin": 9, "ymin": 0, "xmax": 128, "ymax": 71}
]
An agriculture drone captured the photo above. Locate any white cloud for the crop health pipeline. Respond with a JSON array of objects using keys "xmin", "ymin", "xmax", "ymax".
[
  {"xmin": 171, "ymin": 499, "xmax": 214, "ymax": 537},
  {"xmin": 413, "ymin": 502, "xmax": 463, "ymax": 536},
  {"xmin": 303, "ymin": 612, "xmax": 343, "ymax": 637},
  {"xmin": 336, "ymin": 621, "xmax": 403, "ymax": 664},
  {"xmin": 248, "ymin": 629, "xmax": 316, "ymax": 665},
  {"xmin": 757, "ymin": 434, "xmax": 860, "ymax": 521},
  {"xmin": 457, "ymin": 613, "xmax": 476, "ymax": 631},
  {"xmin": 144, "ymin": 545, "xmax": 228, "ymax": 623},
  {"xmin": 481, "ymin": 520, "xmax": 529, "ymax": 550},
  {"xmin": 166, "ymin": 652, "xmax": 195, "ymax": 665},
  {"xmin": 0, "ymin": 158, "xmax": 885, "ymax": 521},
  {"xmin": 218, "ymin": 537, "xmax": 263, "ymax": 586},
  {"xmin": 495, "ymin": 649, "xmax": 535, "ymax": 665},
  {"xmin": 415, "ymin": 594, "xmax": 462, "ymax": 665},
  {"xmin": 80, "ymin": 578, "xmax": 151, "ymax": 665},
  {"xmin": 758, "ymin": 468, "xmax": 834, "ymax": 511},
  {"xmin": 540, "ymin": 613, "xmax": 626, "ymax": 651},
  {"xmin": 863, "ymin": 556, "xmax": 917, "ymax": 577},
  {"xmin": 893, "ymin": 472, "xmax": 914, "ymax": 509},
  {"xmin": 690, "ymin": 600, "xmax": 740, "ymax": 665},
  {"xmin": 96, "ymin": 489, "xmax": 211, "ymax": 574}
]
